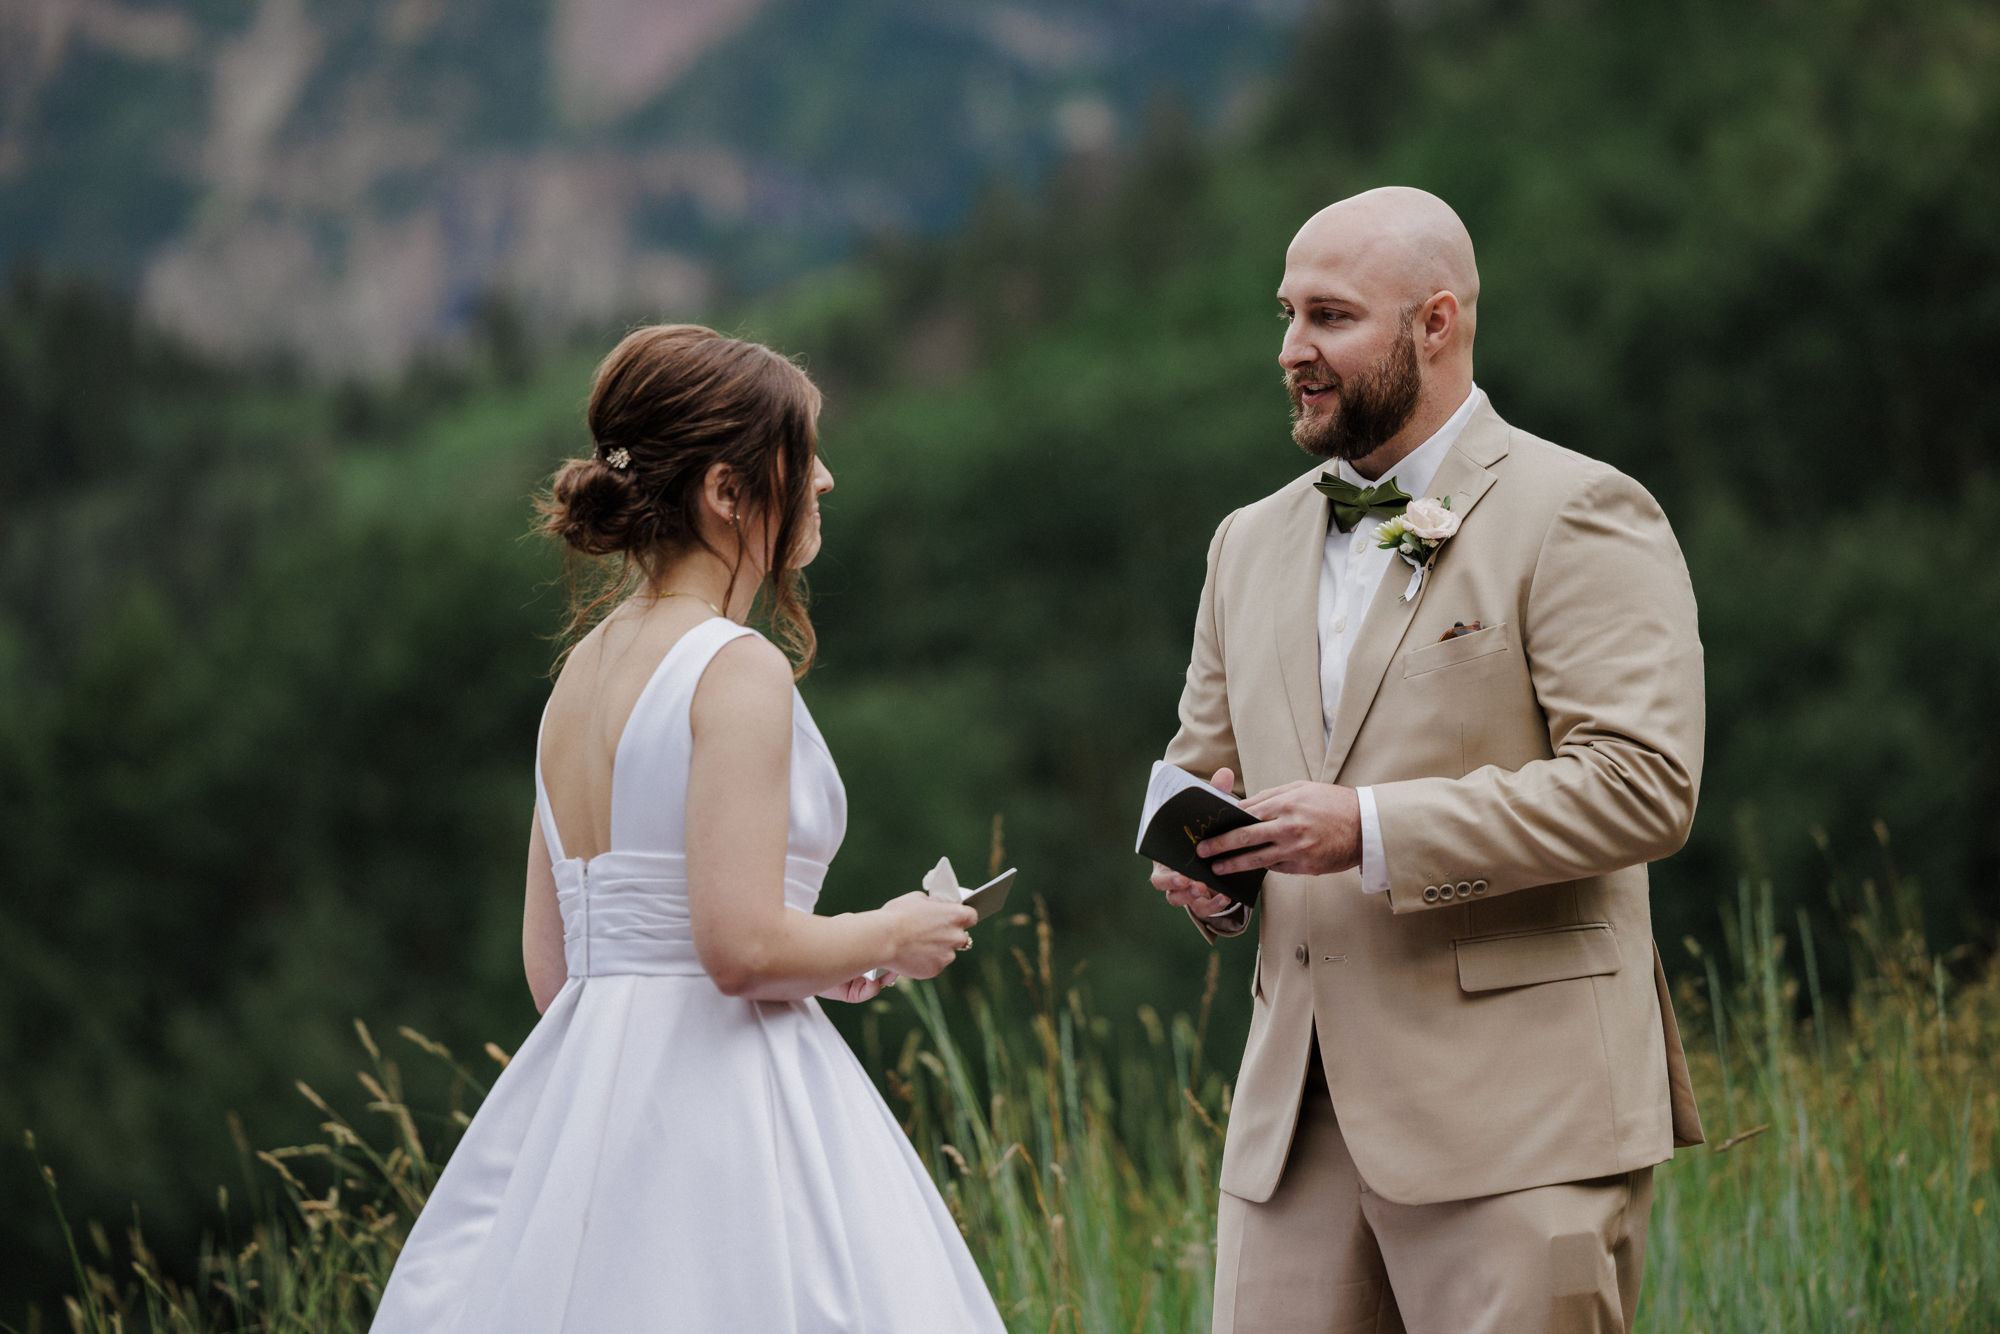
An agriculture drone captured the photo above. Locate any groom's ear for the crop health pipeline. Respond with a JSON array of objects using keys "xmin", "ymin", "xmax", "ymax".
[{"xmin": 1417, "ymin": 290, "xmax": 1461, "ymax": 355}]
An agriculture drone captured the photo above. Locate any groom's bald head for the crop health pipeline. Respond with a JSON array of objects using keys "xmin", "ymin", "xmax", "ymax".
[{"xmin": 1289, "ymin": 187, "xmax": 1480, "ymax": 346}]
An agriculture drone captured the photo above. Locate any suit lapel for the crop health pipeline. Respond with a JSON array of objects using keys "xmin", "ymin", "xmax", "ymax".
[
  {"xmin": 1319, "ymin": 407, "xmax": 1511, "ymax": 782},
  {"xmin": 1271, "ymin": 476, "xmax": 1332, "ymax": 779}
]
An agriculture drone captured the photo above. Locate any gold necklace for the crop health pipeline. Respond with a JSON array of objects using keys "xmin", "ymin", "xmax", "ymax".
[{"xmin": 657, "ymin": 589, "xmax": 726, "ymax": 617}]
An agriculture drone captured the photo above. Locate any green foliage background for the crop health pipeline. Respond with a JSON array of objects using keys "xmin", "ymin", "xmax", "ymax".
[{"xmin": 4, "ymin": 0, "xmax": 1998, "ymax": 1317}]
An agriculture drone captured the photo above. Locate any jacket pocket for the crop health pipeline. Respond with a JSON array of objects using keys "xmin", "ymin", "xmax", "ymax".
[
  {"xmin": 1402, "ymin": 621, "xmax": 1511, "ymax": 677},
  {"xmin": 1454, "ymin": 922, "xmax": 1622, "ymax": 993}
]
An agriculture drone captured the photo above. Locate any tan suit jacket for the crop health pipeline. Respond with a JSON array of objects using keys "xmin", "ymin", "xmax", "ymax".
[{"xmin": 1166, "ymin": 397, "xmax": 1705, "ymax": 1208}]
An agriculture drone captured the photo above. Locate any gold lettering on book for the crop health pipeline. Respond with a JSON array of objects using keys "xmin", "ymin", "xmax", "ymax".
[{"xmin": 1182, "ymin": 811, "xmax": 1231, "ymax": 848}]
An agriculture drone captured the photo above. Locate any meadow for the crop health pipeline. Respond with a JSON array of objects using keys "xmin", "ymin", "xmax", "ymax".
[
  {"xmin": 9, "ymin": 0, "xmax": 2000, "ymax": 1308},
  {"xmin": 20, "ymin": 832, "xmax": 1996, "ymax": 1334}
]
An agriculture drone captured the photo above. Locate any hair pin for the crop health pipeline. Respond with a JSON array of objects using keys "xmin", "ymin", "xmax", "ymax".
[{"xmin": 604, "ymin": 446, "xmax": 631, "ymax": 471}]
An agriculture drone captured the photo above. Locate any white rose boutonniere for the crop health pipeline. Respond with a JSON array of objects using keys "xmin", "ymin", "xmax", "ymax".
[
  {"xmin": 1374, "ymin": 496, "xmax": 1460, "ymax": 602},
  {"xmin": 1402, "ymin": 497, "xmax": 1461, "ymax": 542}
]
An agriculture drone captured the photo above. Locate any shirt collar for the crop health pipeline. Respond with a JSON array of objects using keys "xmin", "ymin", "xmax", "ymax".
[{"xmin": 1333, "ymin": 383, "xmax": 1482, "ymax": 503}]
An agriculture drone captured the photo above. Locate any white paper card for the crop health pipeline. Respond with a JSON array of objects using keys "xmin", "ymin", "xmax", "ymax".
[{"xmin": 861, "ymin": 858, "xmax": 1018, "ymax": 981}]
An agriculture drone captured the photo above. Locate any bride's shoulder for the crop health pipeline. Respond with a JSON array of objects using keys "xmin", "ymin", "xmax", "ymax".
[
  {"xmin": 691, "ymin": 628, "xmax": 793, "ymax": 726},
  {"xmin": 707, "ymin": 626, "xmax": 788, "ymax": 675}
]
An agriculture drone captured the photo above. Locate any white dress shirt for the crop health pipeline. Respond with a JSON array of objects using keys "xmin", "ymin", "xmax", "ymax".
[{"xmin": 1322, "ymin": 386, "xmax": 1482, "ymax": 894}]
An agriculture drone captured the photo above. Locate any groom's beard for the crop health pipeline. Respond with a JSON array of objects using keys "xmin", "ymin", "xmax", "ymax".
[{"xmin": 1288, "ymin": 331, "xmax": 1423, "ymax": 461}]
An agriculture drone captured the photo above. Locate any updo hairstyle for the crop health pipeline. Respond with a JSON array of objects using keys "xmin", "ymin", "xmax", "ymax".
[{"xmin": 538, "ymin": 324, "xmax": 823, "ymax": 674}]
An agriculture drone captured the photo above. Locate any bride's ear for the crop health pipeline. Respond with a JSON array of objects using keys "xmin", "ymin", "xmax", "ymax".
[{"xmin": 699, "ymin": 462, "xmax": 740, "ymax": 525}]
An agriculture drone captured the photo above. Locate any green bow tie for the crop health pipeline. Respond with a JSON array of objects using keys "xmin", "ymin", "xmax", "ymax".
[{"xmin": 1313, "ymin": 474, "xmax": 1412, "ymax": 533}]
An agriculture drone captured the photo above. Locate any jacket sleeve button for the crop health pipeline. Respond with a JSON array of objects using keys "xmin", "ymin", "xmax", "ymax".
[
  {"xmin": 1456, "ymin": 881, "xmax": 1473, "ymax": 898},
  {"xmin": 1471, "ymin": 880, "xmax": 1488, "ymax": 896},
  {"xmin": 1438, "ymin": 884, "xmax": 1455, "ymax": 901},
  {"xmin": 1422, "ymin": 886, "xmax": 1440, "ymax": 904}
]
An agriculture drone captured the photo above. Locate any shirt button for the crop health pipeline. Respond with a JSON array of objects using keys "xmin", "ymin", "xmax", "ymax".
[
  {"xmin": 1352, "ymin": 538, "xmax": 1368, "ymax": 555},
  {"xmin": 1333, "ymin": 617, "xmax": 1347, "ymax": 634},
  {"xmin": 1295, "ymin": 944, "xmax": 1308, "ymax": 966}
]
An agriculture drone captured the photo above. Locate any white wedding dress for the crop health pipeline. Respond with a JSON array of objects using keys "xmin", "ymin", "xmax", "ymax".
[{"xmin": 370, "ymin": 617, "xmax": 1006, "ymax": 1333}]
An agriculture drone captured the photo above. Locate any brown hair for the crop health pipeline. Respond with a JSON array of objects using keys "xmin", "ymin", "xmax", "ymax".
[{"xmin": 537, "ymin": 324, "xmax": 822, "ymax": 675}]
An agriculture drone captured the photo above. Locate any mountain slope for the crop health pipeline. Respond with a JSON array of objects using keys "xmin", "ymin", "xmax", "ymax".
[{"xmin": 0, "ymin": 0, "xmax": 1306, "ymax": 374}]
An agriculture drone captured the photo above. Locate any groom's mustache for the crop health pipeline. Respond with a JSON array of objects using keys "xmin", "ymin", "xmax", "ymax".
[{"xmin": 1285, "ymin": 367, "xmax": 1339, "ymax": 409}]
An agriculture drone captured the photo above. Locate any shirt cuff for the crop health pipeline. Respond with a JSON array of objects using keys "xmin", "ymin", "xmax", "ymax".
[
  {"xmin": 1357, "ymin": 786, "xmax": 1391, "ymax": 894},
  {"xmin": 1204, "ymin": 899, "xmax": 1251, "ymax": 932}
]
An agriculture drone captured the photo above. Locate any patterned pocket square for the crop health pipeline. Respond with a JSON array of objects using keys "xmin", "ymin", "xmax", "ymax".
[{"xmin": 1438, "ymin": 620, "xmax": 1483, "ymax": 642}]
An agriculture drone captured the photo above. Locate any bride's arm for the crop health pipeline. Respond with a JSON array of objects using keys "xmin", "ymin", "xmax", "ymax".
[
  {"xmin": 686, "ymin": 635, "xmax": 973, "ymax": 1001},
  {"xmin": 523, "ymin": 816, "xmax": 567, "ymax": 1013}
]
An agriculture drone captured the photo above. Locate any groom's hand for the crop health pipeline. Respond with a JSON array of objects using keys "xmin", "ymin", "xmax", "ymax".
[
  {"xmin": 1198, "ymin": 781, "xmax": 1362, "ymax": 877},
  {"xmin": 1152, "ymin": 862, "xmax": 1239, "ymax": 917}
]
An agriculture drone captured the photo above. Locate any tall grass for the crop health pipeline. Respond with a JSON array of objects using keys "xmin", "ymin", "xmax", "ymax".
[
  {"xmin": 16, "ymin": 860, "xmax": 1997, "ymax": 1333},
  {"xmin": 1643, "ymin": 839, "xmax": 2000, "ymax": 1331}
]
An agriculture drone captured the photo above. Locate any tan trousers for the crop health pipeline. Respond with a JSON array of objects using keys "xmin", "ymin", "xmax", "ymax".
[{"xmin": 1213, "ymin": 1046, "xmax": 1653, "ymax": 1334}]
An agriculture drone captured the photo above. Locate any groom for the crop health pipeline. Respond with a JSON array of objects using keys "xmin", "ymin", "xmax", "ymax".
[{"xmin": 1150, "ymin": 187, "xmax": 1705, "ymax": 1333}]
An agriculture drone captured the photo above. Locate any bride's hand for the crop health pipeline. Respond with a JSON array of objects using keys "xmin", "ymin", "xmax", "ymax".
[
  {"xmin": 818, "ymin": 971, "xmax": 898, "ymax": 1003},
  {"xmin": 880, "ymin": 892, "xmax": 978, "ymax": 980}
]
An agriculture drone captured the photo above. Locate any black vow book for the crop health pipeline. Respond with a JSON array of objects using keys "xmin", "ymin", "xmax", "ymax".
[{"xmin": 1134, "ymin": 762, "xmax": 1267, "ymax": 908}]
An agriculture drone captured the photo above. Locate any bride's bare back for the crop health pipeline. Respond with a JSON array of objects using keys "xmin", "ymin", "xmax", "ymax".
[{"xmin": 538, "ymin": 597, "xmax": 716, "ymax": 863}]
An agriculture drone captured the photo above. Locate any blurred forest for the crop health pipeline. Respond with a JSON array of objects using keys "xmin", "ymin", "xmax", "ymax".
[{"xmin": 5, "ymin": 0, "xmax": 2000, "ymax": 1317}]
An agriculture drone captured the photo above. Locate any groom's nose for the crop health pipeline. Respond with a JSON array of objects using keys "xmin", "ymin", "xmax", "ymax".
[{"xmin": 1279, "ymin": 328, "xmax": 1319, "ymax": 373}]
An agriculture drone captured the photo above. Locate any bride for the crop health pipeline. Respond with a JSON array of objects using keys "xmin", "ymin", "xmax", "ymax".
[{"xmin": 369, "ymin": 324, "xmax": 1007, "ymax": 1332}]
